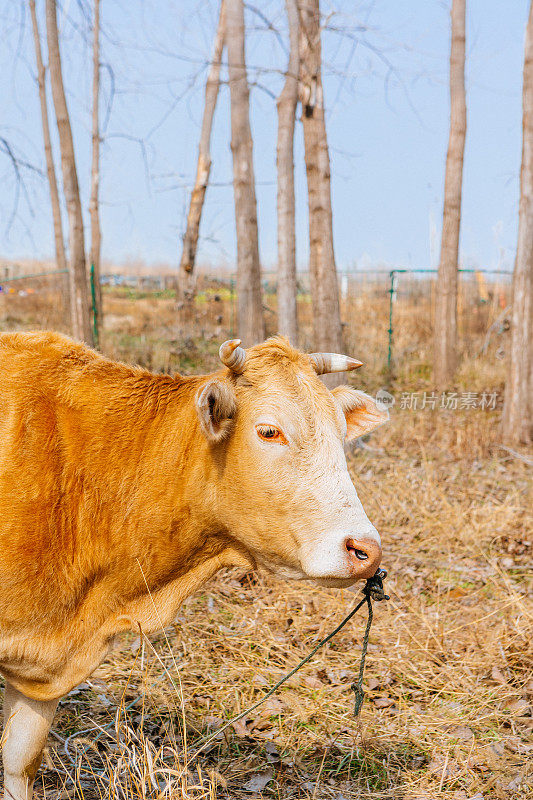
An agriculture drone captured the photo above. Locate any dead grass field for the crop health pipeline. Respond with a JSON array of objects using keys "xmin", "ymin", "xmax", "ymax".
[{"xmin": 0, "ymin": 278, "xmax": 531, "ymax": 799}]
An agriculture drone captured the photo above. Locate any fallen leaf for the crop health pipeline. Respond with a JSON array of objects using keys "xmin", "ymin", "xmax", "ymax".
[
  {"xmin": 326, "ymin": 668, "xmax": 345, "ymax": 684},
  {"xmin": 505, "ymin": 738, "xmax": 533, "ymax": 754},
  {"xmin": 265, "ymin": 741, "xmax": 280, "ymax": 762},
  {"xmin": 251, "ymin": 717, "xmax": 274, "ymax": 731},
  {"xmin": 506, "ymin": 698, "xmax": 531, "ymax": 716},
  {"xmin": 243, "ymin": 770, "xmax": 274, "ymax": 792},
  {"xmin": 204, "ymin": 714, "xmax": 223, "ymax": 728},
  {"xmin": 259, "ymin": 697, "xmax": 285, "ymax": 717},
  {"xmin": 303, "ymin": 676, "xmax": 322, "ymax": 689},
  {"xmin": 253, "ymin": 727, "xmax": 277, "ymax": 739},
  {"xmin": 373, "ymin": 697, "xmax": 395, "ymax": 708},
  {"xmin": 505, "ymin": 774, "xmax": 524, "ymax": 791},
  {"xmin": 427, "ymin": 758, "xmax": 461, "ymax": 779},
  {"xmin": 231, "ymin": 718, "xmax": 249, "ymax": 737},
  {"xmin": 452, "ymin": 725, "xmax": 475, "ymax": 740},
  {"xmin": 491, "ymin": 666, "xmax": 508, "ymax": 684}
]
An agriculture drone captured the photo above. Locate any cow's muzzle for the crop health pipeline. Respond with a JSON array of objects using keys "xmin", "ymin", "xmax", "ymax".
[{"xmin": 345, "ymin": 537, "xmax": 382, "ymax": 579}]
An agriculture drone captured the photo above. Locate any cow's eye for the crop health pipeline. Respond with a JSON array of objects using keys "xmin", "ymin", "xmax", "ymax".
[{"xmin": 256, "ymin": 425, "xmax": 288, "ymax": 445}]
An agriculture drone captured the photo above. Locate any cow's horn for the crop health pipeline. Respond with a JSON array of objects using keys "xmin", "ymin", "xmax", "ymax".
[
  {"xmin": 219, "ymin": 339, "xmax": 247, "ymax": 373},
  {"xmin": 309, "ymin": 353, "xmax": 363, "ymax": 374}
]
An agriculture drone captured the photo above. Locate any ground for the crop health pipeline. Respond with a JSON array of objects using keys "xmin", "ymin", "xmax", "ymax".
[{"xmin": 0, "ymin": 277, "xmax": 531, "ymax": 799}]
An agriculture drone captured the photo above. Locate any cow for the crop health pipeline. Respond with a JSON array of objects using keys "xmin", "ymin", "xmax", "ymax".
[{"xmin": 0, "ymin": 331, "xmax": 388, "ymax": 800}]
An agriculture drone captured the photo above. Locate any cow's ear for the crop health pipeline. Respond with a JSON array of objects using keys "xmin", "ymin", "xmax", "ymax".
[
  {"xmin": 331, "ymin": 386, "xmax": 389, "ymax": 441},
  {"xmin": 196, "ymin": 379, "xmax": 237, "ymax": 442}
]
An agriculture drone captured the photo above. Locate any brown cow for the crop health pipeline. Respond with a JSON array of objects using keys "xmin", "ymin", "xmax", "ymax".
[{"xmin": 0, "ymin": 331, "xmax": 388, "ymax": 800}]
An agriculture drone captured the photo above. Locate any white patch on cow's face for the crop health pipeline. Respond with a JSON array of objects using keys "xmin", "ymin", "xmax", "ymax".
[
  {"xmin": 227, "ymin": 376, "xmax": 385, "ymax": 585},
  {"xmin": 287, "ymin": 418, "xmax": 381, "ymax": 583}
]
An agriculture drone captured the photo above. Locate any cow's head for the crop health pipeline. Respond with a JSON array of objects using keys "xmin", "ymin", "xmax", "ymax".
[{"xmin": 196, "ymin": 338, "xmax": 388, "ymax": 587}]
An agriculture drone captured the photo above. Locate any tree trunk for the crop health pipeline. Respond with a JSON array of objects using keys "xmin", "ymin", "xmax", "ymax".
[
  {"xmin": 29, "ymin": 0, "xmax": 69, "ymax": 310},
  {"xmin": 46, "ymin": 0, "xmax": 93, "ymax": 346},
  {"xmin": 89, "ymin": 0, "xmax": 102, "ymax": 345},
  {"xmin": 276, "ymin": 0, "xmax": 299, "ymax": 345},
  {"xmin": 177, "ymin": 0, "xmax": 226, "ymax": 327},
  {"xmin": 434, "ymin": 0, "xmax": 466, "ymax": 389},
  {"xmin": 226, "ymin": 0, "xmax": 265, "ymax": 345},
  {"xmin": 298, "ymin": 0, "xmax": 343, "ymax": 386},
  {"xmin": 502, "ymin": 1, "xmax": 533, "ymax": 446}
]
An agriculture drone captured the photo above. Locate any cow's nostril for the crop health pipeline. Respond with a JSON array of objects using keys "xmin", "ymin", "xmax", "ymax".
[
  {"xmin": 345, "ymin": 537, "xmax": 382, "ymax": 577},
  {"xmin": 346, "ymin": 541, "xmax": 369, "ymax": 560}
]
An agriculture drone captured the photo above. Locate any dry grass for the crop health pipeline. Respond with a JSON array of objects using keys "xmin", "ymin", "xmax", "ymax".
[
  {"xmin": 0, "ymin": 277, "xmax": 531, "ymax": 799},
  {"xmin": 37, "ymin": 414, "xmax": 531, "ymax": 800}
]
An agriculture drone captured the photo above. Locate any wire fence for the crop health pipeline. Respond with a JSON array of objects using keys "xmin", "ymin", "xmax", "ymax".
[
  {"xmin": 0, "ymin": 267, "xmax": 512, "ymax": 376},
  {"xmin": 256, "ymin": 268, "xmax": 512, "ymax": 374},
  {"xmin": 0, "ymin": 268, "xmax": 69, "ymax": 332}
]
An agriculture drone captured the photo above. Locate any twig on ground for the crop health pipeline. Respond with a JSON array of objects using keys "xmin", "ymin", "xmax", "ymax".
[{"xmin": 497, "ymin": 444, "xmax": 533, "ymax": 466}]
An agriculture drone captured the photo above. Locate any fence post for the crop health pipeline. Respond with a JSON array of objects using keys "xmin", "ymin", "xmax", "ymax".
[
  {"xmin": 387, "ymin": 269, "xmax": 396, "ymax": 374},
  {"xmin": 90, "ymin": 263, "xmax": 99, "ymax": 350}
]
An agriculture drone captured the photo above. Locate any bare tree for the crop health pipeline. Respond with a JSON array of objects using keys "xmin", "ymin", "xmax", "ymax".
[
  {"xmin": 276, "ymin": 0, "xmax": 299, "ymax": 344},
  {"xmin": 177, "ymin": 0, "xmax": 226, "ymax": 325},
  {"xmin": 46, "ymin": 0, "xmax": 93, "ymax": 345},
  {"xmin": 226, "ymin": 0, "xmax": 264, "ymax": 344},
  {"xmin": 29, "ymin": 0, "xmax": 67, "ymax": 284},
  {"xmin": 89, "ymin": 0, "xmax": 102, "ymax": 344},
  {"xmin": 434, "ymin": 0, "xmax": 467, "ymax": 388},
  {"xmin": 502, "ymin": 1, "xmax": 533, "ymax": 446},
  {"xmin": 298, "ymin": 0, "xmax": 343, "ymax": 384}
]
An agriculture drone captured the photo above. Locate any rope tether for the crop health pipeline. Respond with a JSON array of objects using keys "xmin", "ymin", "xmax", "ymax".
[
  {"xmin": 61, "ymin": 569, "xmax": 389, "ymax": 778},
  {"xmin": 188, "ymin": 567, "xmax": 389, "ymax": 763}
]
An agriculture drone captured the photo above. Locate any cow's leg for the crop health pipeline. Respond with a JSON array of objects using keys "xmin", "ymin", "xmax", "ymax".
[{"xmin": 2, "ymin": 683, "xmax": 58, "ymax": 800}]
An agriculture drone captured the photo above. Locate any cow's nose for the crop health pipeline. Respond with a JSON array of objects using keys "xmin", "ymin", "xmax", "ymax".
[{"xmin": 345, "ymin": 537, "xmax": 382, "ymax": 579}]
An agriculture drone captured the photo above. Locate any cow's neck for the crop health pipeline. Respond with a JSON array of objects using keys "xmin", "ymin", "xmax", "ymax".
[{"xmin": 68, "ymin": 372, "xmax": 251, "ymax": 630}]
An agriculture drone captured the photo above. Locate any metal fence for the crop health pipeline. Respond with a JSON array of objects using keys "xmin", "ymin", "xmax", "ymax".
[
  {"xmin": 0, "ymin": 267, "xmax": 512, "ymax": 376},
  {"xmin": 242, "ymin": 268, "xmax": 512, "ymax": 373},
  {"xmin": 382, "ymin": 268, "xmax": 512, "ymax": 370},
  {"xmin": 0, "ymin": 269, "xmax": 69, "ymax": 332}
]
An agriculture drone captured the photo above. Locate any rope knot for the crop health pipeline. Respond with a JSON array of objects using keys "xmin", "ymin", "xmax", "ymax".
[
  {"xmin": 352, "ymin": 568, "xmax": 389, "ymax": 717},
  {"xmin": 364, "ymin": 568, "xmax": 390, "ymax": 602}
]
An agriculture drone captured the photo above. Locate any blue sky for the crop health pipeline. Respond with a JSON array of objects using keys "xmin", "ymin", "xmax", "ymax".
[{"xmin": 0, "ymin": 0, "xmax": 529, "ymax": 272}]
